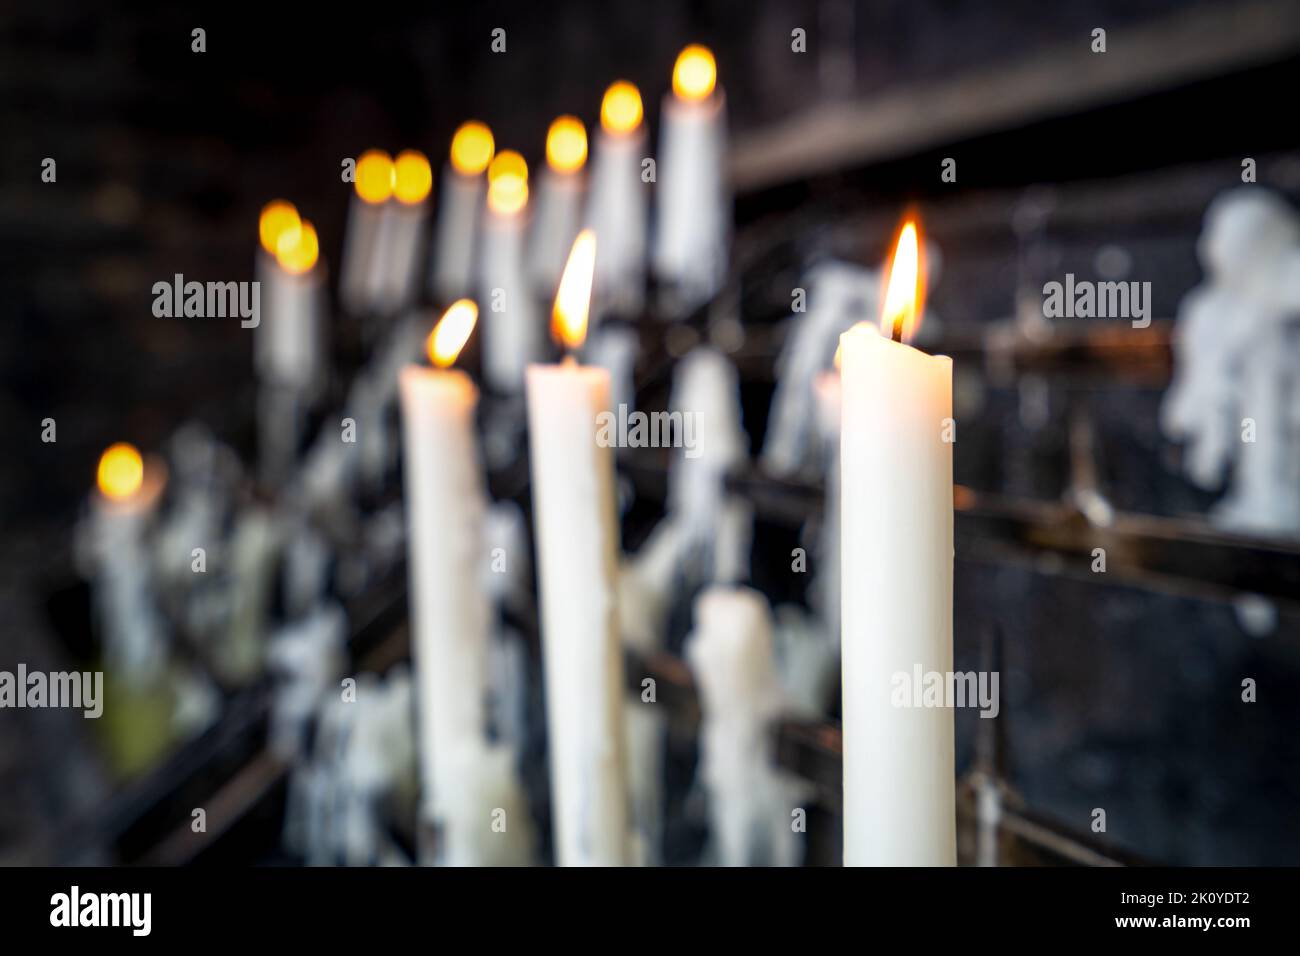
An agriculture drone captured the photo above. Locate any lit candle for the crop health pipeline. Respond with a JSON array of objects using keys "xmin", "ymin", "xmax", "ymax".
[
  {"xmin": 340, "ymin": 149, "xmax": 395, "ymax": 315},
  {"xmin": 87, "ymin": 443, "xmax": 167, "ymax": 683},
  {"xmin": 528, "ymin": 116, "xmax": 588, "ymax": 293},
  {"xmin": 526, "ymin": 229, "xmax": 631, "ymax": 866},
  {"xmin": 586, "ymin": 81, "xmax": 648, "ymax": 318},
  {"xmin": 479, "ymin": 150, "xmax": 539, "ymax": 392},
  {"xmin": 839, "ymin": 219, "xmax": 955, "ymax": 865},
  {"xmin": 432, "ymin": 121, "xmax": 494, "ymax": 303},
  {"xmin": 398, "ymin": 299, "xmax": 492, "ymax": 856},
  {"xmin": 653, "ymin": 44, "xmax": 729, "ymax": 311},
  {"xmin": 377, "ymin": 149, "xmax": 433, "ymax": 313},
  {"xmin": 256, "ymin": 205, "xmax": 325, "ymax": 484},
  {"xmin": 256, "ymin": 205, "xmax": 324, "ymax": 390}
]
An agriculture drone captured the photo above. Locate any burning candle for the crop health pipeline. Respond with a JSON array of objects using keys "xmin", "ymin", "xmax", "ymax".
[
  {"xmin": 479, "ymin": 149, "xmax": 539, "ymax": 392},
  {"xmin": 378, "ymin": 149, "xmax": 433, "ymax": 313},
  {"xmin": 256, "ymin": 205, "xmax": 325, "ymax": 484},
  {"xmin": 340, "ymin": 149, "xmax": 395, "ymax": 315},
  {"xmin": 586, "ymin": 81, "xmax": 648, "ymax": 318},
  {"xmin": 256, "ymin": 205, "xmax": 324, "ymax": 390},
  {"xmin": 432, "ymin": 121, "xmax": 495, "ymax": 303},
  {"xmin": 528, "ymin": 116, "xmax": 588, "ymax": 293},
  {"xmin": 88, "ymin": 442, "xmax": 167, "ymax": 683},
  {"xmin": 653, "ymin": 44, "xmax": 729, "ymax": 312},
  {"xmin": 398, "ymin": 299, "xmax": 492, "ymax": 852},
  {"xmin": 526, "ymin": 229, "xmax": 631, "ymax": 866},
  {"xmin": 839, "ymin": 218, "xmax": 955, "ymax": 866}
]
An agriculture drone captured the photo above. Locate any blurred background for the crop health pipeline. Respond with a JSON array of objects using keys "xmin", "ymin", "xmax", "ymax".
[{"xmin": 3, "ymin": 0, "xmax": 1300, "ymax": 866}]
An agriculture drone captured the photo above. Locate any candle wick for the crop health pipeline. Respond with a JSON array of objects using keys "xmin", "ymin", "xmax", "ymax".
[{"xmin": 891, "ymin": 317, "xmax": 904, "ymax": 344}]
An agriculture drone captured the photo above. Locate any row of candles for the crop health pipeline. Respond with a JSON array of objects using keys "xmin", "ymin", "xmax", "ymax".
[{"xmin": 88, "ymin": 42, "xmax": 955, "ymax": 865}]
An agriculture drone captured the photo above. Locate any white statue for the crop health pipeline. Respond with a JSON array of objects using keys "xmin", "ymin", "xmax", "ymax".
[{"xmin": 1162, "ymin": 189, "xmax": 1300, "ymax": 534}]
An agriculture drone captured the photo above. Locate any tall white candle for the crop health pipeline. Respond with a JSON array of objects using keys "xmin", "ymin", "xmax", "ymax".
[
  {"xmin": 256, "ymin": 207, "xmax": 324, "ymax": 391},
  {"xmin": 432, "ymin": 121, "xmax": 494, "ymax": 303},
  {"xmin": 375, "ymin": 149, "xmax": 432, "ymax": 314},
  {"xmin": 255, "ymin": 205, "xmax": 325, "ymax": 485},
  {"xmin": 526, "ymin": 230, "xmax": 630, "ymax": 866},
  {"xmin": 398, "ymin": 300, "xmax": 492, "ymax": 854},
  {"xmin": 479, "ymin": 150, "xmax": 540, "ymax": 393},
  {"xmin": 586, "ymin": 81, "xmax": 647, "ymax": 318},
  {"xmin": 840, "ymin": 220, "xmax": 955, "ymax": 866},
  {"xmin": 87, "ymin": 443, "xmax": 167, "ymax": 684},
  {"xmin": 653, "ymin": 45, "xmax": 729, "ymax": 311},
  {"xmin": 528, "ymin": 116, "xmax": 587, "ymax": 293},
  {"xmin": 340, "ymin": 149, "xmax": 396, "ymax": 316}
]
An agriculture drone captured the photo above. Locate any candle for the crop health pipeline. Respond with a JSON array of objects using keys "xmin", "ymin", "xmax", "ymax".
[
  {"xmin": 586, "ymin": 81, "xmax": 647, "ymax": 318},
  {"xmin": 432, "ymin": 121, "xmax": 494, "ymax": 303},
  {"xmin": 340, "ymin": 149, "xmax": 395, "ymax": 315},
  {"xmin": 528, "ymin": 116, "xmax": 587, "ymax": 293},
  {"xmin": 652, "ymin": 44, "xmax": 729, "ymax": 312},
  {"xmin": 377, "ymin": 149, "xmax": 432, "ymax": 314},
  {"xmin": 398, "ymin": 299, "xmax": 492, "ymax": 856},
  {"xmin": 87, "ymin": 443, "xmax": 167, "ymax": 684},
  {"xmin": 685, "ymin": 585, "xmax": 791, "ymax": 866},
  {"xmin": 479, "ymin": 150, "xmax": 540, "ymax": 392},
  {"xmin": 255, "ymin": 204, "xmax": 325, "ymax": 484},
  {"xmin": 526, "ymin": 229, "xmax": 631, "ymax": 866},
  {"xmin": 256, "ymin": 206, "xmax": 324, "ymax": 390},
  {"xmin": 839, "ymin": 219, "xmax": 955, "ymax": 866}
]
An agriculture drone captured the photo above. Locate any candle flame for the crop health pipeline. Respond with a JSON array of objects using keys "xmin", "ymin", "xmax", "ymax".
[
  {"xmin": 276, "ymin": 219, "xmax": 319, "ymax": 274},
  {"xmin": 552, "ymin": 229, "xmax": 597, "ymax": 351},
  {"xmin": 394, "ymin": 150, "xmax": 432, "ymax": 205},
  {"xmin": 833, "ymin": 342, "xmax": 842, "ymax": 371},
  {"xmin": 97, "ymin": 442, "xmax": 143, "ymax": 500},
  {"xmin": 428, "ymin": 299, "xmax": 478, "ymax": 368},
  {"xmin": 880, "ymin": 218, "xmax": 926, "ymax": 343},
  {"xmin": 487, "ymin": 150, "xmax": 529, "ymax": 215},
  {"xmin": 450, "ymin": 121, "xmax": 495, "ymax": 176},
  {"xmin": 673, "ymin": 44, "xmax": 716, "ymax": 101},
  {"xmin": 601, "ymin": 81, "xmax": 643, "ymax": 135},
  {"xmin": 546, "ymin": 116, "xmax": 588, "ymax": 174},
  {"xmin": 356, "ymin": 149, "xmax": 395, "ymax": 204},
  {"xmin": 258, "ymin": 200, "xmax": 300, "ymax": 256}
]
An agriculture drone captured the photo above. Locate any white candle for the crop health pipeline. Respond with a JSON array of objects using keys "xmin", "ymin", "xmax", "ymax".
[
  {"xmin": 255, "ymin": 204, "xmax": 325, "ymax": 485},
  {"xmin": 340, "ymin": 149, "xmax": 396, "ymax": 316},
  {"xmin": 479, "ymin": 150, "xmax": 540, "ymax": 393},
  {"xmin": 528, "ymin": 116, "xmax": 587, "ymax": 293},
  {"xmin": 375, "ymin": 149, "xmax": 432, "ymax": 314},
  {"xmin": 839, "ymin": 220, "xmax": 955, "ymax": 866},
  {"xmin": 256, "ymin": 206, "xmax": 324, "ymax": 391},
  {"xmin": 432, "ymin": 122, "xmax": 494, "ymax": 303},
  {"xmin": 685, "ymin": 585, "xmax": 788, "ymax": 867},
  {"xmin": 586, "ymin": 81, "xmax": 647, "ymax": 318},
  {"xmin": 87, "ymin": 443, "xmax": 167, "ymax": 684},
  {"xmin": 398, "ymin": 300, "xmax": 492, "ymax": 853},
  {"xmin": 653, "ymin": 45, "xmax": 729, "ymax": 311},
  {"xmin": 526, "ymin": 230, "xmax": 630, "ymax": 866}
]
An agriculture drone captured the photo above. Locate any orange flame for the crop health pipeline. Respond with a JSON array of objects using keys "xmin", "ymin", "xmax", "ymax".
[
  {"xmin": 427, "ymin": 299, "xmax": 478, "ymax": 368},
  {"xmin": 673, "ymin": 44, "xmax": 716, "ymax": 101},
  {"xmin": 880, "ymin": 218, "xmax": 926, "ymax": 343},
  {"xmin": 97, "ymin": 442, "xmax": 143, "ymax": 500},
  {"xmin": 552, "ymin": 229, "xmax": 597, "ymax": 351}
]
